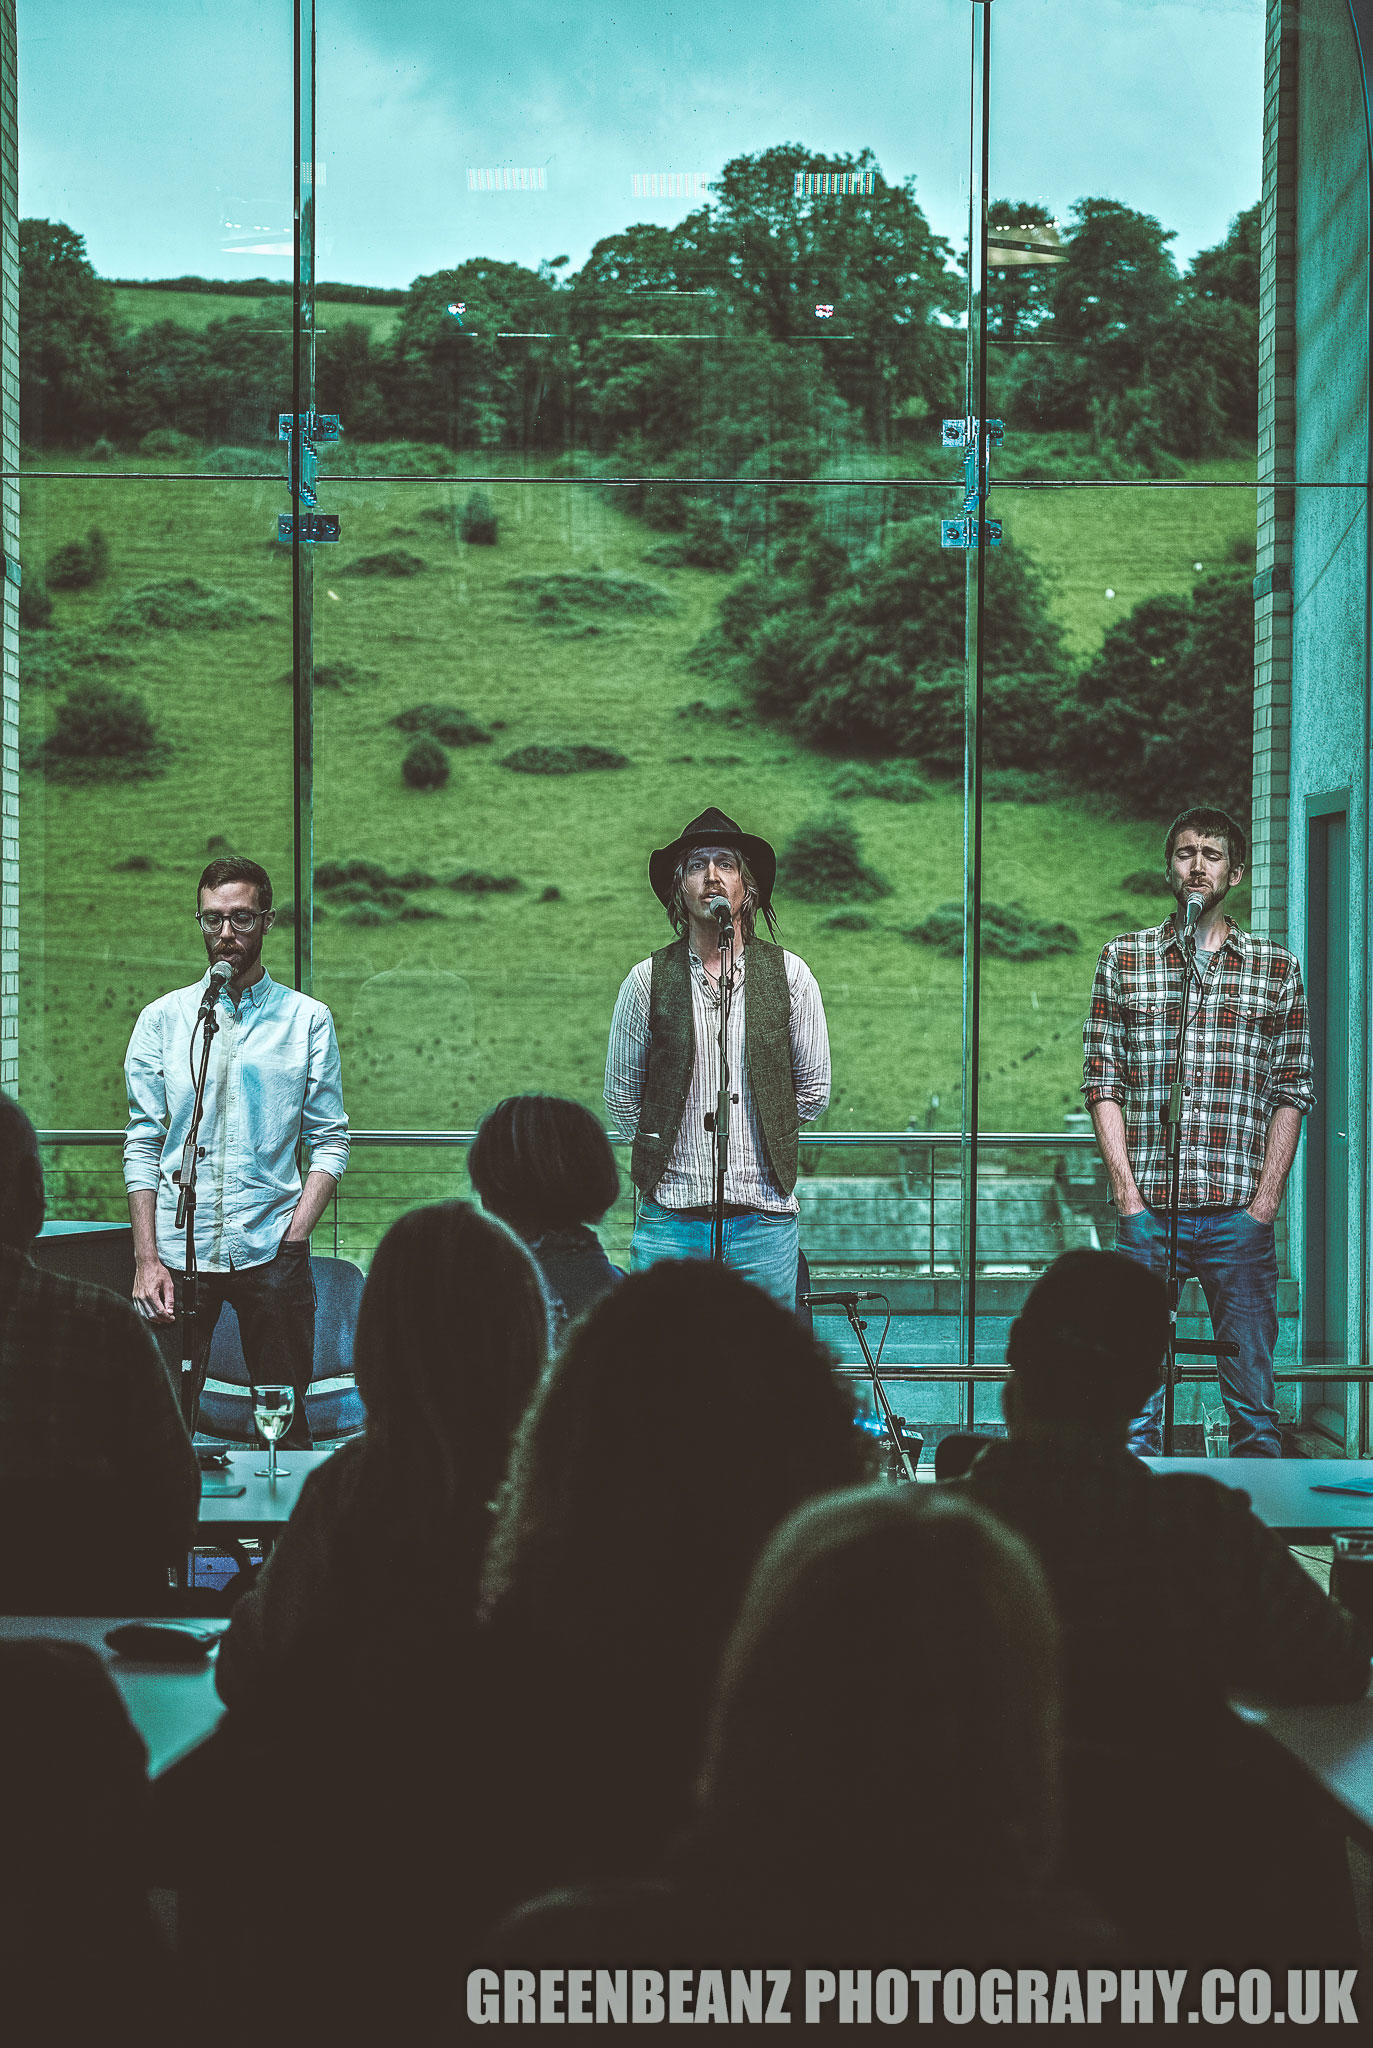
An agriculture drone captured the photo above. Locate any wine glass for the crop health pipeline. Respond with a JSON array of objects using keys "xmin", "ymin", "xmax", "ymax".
[{"xmin": 253, "ymin": 1383, "xmax": 295, "ymax": 1480}]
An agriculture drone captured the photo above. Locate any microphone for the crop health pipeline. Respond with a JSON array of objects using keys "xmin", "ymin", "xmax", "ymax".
[
  {"xmin": 1182, "ymin": 891, "xmax": 1205, "ymax": 937},
  {"xmin": 707, "ymin": 895, "xmax": 733, "ymax": 924},
  {"xmin": 802, "ymin": 1291, "xmax": 882, "ymax": 1308},
  {"xmin": 197, "ymin": 959, "xmax": 233, "ymax": 1017}
]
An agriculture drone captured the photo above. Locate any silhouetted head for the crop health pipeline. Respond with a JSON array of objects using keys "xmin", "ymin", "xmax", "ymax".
[
  {"xmin": 0, "ymin": 1094, "xmax": 44, "ymax": 1247},
  {"xmin": 483, "ymin": 1260, "xmax": 869, "ymax": 1656},
  {"xmin": 700, "ymin": 1488, "xmax": 1060, "ymax": 1896},
  {"xmin": 1006, "ymin": 1248, "xmax": 1170, "ymax": 1430},
  {"xmin": 353, "ymin": 1201, "xmax": 547, "ymax": 1513},
  {"xmin": 468, "ymin": 1094, "xmax": 620, "ymax": 1235}
]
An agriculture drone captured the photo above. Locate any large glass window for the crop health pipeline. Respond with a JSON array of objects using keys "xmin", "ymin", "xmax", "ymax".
[{"xmin": 27, "ymin": 0, "xmax": 1349, "ymax": 1448}]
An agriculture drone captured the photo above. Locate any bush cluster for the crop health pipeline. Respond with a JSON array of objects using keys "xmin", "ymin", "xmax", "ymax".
[
  {"xmin": 830, "ymin": 762, "xmax": 931, "ymax": 803},
  {"xmin": 777, "ymin": 818, "xmax": 891, "ymax": 904},
  {"xmin": 32, "ymin": 679, "xmax": 169, "ymax": 781},
  {"xmin": 342, "ymin": 550, "xmax": 427, "ymax": 578},
  {"xmin": 45, "ymin": 527, "xmax": 110, "ymax": 592},
  {"xmin": 106, "ymin": 576, "xmax": 270, "ymax": 634},
  {"xmin": 500, "ymin": 743, "xmax": 630, "ymax": 775},
  {"xmin": 402, "ymin": 737, "xmax": 450, "ymax": 790},
  {"xmin": 460, "ymin": 489, "xmax": 499, "ymax": 545},
  {"xmin": 643, "ymin": 505, "xmax": 739, "ymax": 572},
  {"xmin": 392, "ymin": 703, "xmax": 493, "ymax": 747},
  {"xmin": 904, "ymin": 900, "xmax": 1080, "ymax": 962},
  {"xmin": 506, "ymin": 571, "xmax": 675, "ymax": 635}
]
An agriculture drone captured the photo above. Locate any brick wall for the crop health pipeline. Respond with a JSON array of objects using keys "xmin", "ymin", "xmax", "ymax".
[{"xmin": 1252, "ymin": 0, "xmax": 1298, "ymax": 944}]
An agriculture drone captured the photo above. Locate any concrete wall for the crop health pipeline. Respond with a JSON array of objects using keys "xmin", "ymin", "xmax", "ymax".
[{"xmin": 1287, "ymin": 0, "xmax": 1371, "ymax": 1441}]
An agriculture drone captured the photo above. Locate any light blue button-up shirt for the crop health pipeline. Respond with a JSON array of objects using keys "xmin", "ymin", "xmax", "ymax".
[{"xmin": 123, "ymin": 967, "xmax": 350, "ymax": 1273}]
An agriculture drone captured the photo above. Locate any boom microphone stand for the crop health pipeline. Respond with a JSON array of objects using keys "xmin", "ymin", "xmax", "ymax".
[
  {"xmin": 1159, "ymin": 899, "xmax": 1238, "ymax": 1454},
  {"xmin": 704, "ymin": 899, "xmax": 736, "ymax": 1264},
  {"xmin": 803, "ymin": 1290, "xmax": 919, "ymax": 1482},
  {"xmin": 172, "ymin": 966, "xmax": 227, "ymax": 1433}
]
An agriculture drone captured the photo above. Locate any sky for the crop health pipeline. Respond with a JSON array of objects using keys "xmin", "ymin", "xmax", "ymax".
[{"xmin": 19, "ymin": 0, "xmax": 1264, "ymax": 288}]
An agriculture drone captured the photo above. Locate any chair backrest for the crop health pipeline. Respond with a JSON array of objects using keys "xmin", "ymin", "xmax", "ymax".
[{"xmin": 198, "ymin": 1255, "xmax": 366, "ymax": 1441}]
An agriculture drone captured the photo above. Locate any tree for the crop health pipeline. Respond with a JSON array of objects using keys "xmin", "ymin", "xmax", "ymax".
[
  {"xmin": 1062, "ymin": 572, "xmax": 1253, "ymax": 815},
  {"xmin": 19, "ymin": 221, "xmax": 122, "ymax": 446},
  {"xmin": 706, "ymin": 145, "xmax": 962, "ymax": 441},
  {"xmin": 983, "ymin": 199, "xmax": 1060, "ymax": 342},
  {"xmin": 1186, "ymin": 203, "xmax": 1261, "ymax": 309},
  {"xmin": 389, "ymin": 258, "xmax": 567, "ymax": 451}
]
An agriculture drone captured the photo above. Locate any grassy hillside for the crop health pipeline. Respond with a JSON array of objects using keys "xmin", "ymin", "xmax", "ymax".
[
  {"xmin": 110, "ymin": 286, "xmax": 400, "ymax": 343},
  {"xmin": 19, "ymin": 453, "xmax": 1255, "ymax": 1164}
]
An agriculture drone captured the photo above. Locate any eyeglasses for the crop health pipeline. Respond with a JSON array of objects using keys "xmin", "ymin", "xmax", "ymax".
[{"xmin": 196, "ymin": 909, "xmax": 272, "ymax": 934}]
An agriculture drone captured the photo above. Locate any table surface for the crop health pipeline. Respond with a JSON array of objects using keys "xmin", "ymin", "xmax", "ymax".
[
  {"xmin": 0, "ymin": 1615, "xmax": 227, "ymax": 1774},
  {"xmin": 1143, "ymin": 1457, "xmax": 1373, "ymax": 1538},
  {"xmin": 197, "ymin": 1447, "xmax": 335, "ymax": 1531}
]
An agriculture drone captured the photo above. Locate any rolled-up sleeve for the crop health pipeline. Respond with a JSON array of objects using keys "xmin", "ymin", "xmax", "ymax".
[
  {"xmin": 1268, "ymin": 958, "xmax": 1316, "ymax": 1115},
  {"xmin": 787, "ymin": 956, "xmax": 831, "ymax": 1123},
  {"xmin": 302, "ymin": 1007, "xmax": 350, "ymax": 1180},
  {"xmin": 604, "ymin": 967, "xmax": 650, "ymax": 1141},
  {"xmin": 123, "ymin": 1004, "xmax": 169, "ymax": 1193},
  {"xmin": 1081, "ymin": 943, "xmax": 1126, "ymax": 1108}
]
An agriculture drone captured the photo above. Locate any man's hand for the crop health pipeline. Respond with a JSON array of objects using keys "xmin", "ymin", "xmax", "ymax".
[
  {"xmin": 133, "ymin": 1256, "xmax": 177, "ymax": 1323},
  {"xmin": 1114, "ymin": 1193, "xmax": 1149, "ymax": 1218},
  {"xmin": 1245, "ymin": 1194, "xmax": 1279, "ymax": 1225}
]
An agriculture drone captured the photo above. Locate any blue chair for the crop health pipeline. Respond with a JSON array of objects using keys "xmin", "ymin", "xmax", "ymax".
[{"xmin": 194, "ymin": 1255, "xmax": 366, "ymax": 1443}]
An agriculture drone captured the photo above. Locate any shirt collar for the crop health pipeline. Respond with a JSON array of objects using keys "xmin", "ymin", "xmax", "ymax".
[
  {"xmin": 1154, "ymin": 914, "xmax": 1245, "ymax": 964},
  {"xmin": 200, "ymin": 964, "xmax": 274, "ymax": 1010}
]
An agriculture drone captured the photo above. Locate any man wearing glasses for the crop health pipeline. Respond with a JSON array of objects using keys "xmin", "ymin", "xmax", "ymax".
[{"xmin": 122, "ymin": 856, "xmax": 350, "ymax": 1445}]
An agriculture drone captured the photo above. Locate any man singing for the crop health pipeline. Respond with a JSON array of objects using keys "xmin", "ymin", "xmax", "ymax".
[
  {"xmin": 1082, "ymin": 807, "xmax": 1314, "ymax": 1457},
  {"xmin": 604, "ymin": 808, "xmax": 830, "ymax": 1308},
  {"xmin": 123, "ymin": 856, "xmax": 350, "ymax": 1446}
]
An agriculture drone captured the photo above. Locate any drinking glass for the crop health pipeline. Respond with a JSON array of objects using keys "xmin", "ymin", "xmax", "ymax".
[
  {"xmin": 1202, "ymin": 1396, "xmax": 1228, "ymax": 1460},
  {"xmin": 253, "ymin": 1383, "xmax": 295, "ymax": 1480}
]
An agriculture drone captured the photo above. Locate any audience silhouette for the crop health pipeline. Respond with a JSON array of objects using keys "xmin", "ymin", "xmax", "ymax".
[
  {"xmin": 954, "ymin": 1247, "xmax": 1370, "ymax": 1963},
  {"xmin": 468, "ymin": 1092, "xmax": 624, "ymax": 1331},
  {"xmin": 0, "ymin": 1091, "xmax": 198, "ymax": 1610},
  {"xmin": 478, "ymin": 1258, "xmax": 871, "ymax": 1906},
  {"xmin": 493, "ymin": 1487, "xmax": 1107, "ymax": 1995}
]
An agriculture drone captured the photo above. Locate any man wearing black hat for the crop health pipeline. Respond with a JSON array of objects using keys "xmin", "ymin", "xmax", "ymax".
[{"xmin": 604, "ymin": 808, "xmax": 830, "ymax": 1307}]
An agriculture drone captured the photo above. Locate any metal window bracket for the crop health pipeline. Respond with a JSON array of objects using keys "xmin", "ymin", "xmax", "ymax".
[
  {"xmin": 940, "ymin": 416, "xmax": 1004, "ymax": 550},
  {"xmin": 277, "ymin": 411, "xmax": 343, "ymax": 537}
]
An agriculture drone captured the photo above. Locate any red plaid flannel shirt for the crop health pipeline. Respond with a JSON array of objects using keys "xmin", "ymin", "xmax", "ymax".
[{"xmin": 1081, "ymin": 917, "xmax": 1315, "ymax": 1210}]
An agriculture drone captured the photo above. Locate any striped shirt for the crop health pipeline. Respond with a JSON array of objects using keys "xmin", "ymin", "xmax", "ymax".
[
  {"xmin": 1081, "ymin": 918, "xmax": 1315, "ymax": 1210},
  {"xmin": 604, "ymin": 947, "xmax": 831, "ymax": 1216}
]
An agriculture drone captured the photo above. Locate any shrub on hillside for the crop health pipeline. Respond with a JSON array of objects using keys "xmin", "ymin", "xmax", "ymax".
[
  {"xmin": 982, "ymin": 768, "xmax": 1059, "ymax": 804},
  {"xmin": 21, "ymin": 628, "xmax": 133, "ymax": 690},
  {"xmin": 401, "ymin": 737, "xmax": 450, "ymax": 790},
  {"xmin": 643, "ymin": 504, "xmax": 739, "ymax": 572},
  {"xmin": 460, "ymin": 489, "xmax": 499, "ymax": 545},
  {"xmin": 332, "ymin": 442, "xmax": 454, "ymax": 477},
  {"xmin": 328, "ymin": 881, "xmax": 408, "ymax": 909},
  {"xmin": 904, "ymin": 900, "xmax": 1079, "ymax": 961},
  {"xmin": 392, "ymin": 702, "xmax": 493, "ymax": 746},
  {"xmin": 89, "ymin": 438, "xmax": 116, "ymax": 463},
  {"xmin": 1062, "ymin": 572, "xmax": 1254, "ymax": 816},
  {"xmin": 676, "ymin": 699, "xmax": 748, "ymax": 728},
  {"xmin": 18, "ymin": 581, "xmax": 52, "ymax": 630},
  {"xmin": 824, "ymin": 911, "xmax": 875, "ymax": 931},
  {"xmin": 342, "ymin": 549, "xmax": 427, "ymax": 578},
  {"xmin": 107, "ymin": 576, "xmax": 270, "ymax": 634},
  {"xmin": 315, "ymin": 857, "xmax": 438, "ymax": 893},
  {"xmin": 701, "ymin": 516, "xmax": 1067, "ymax": 766},
  {"xmin": 830, "ymin": 762, "xmax": 931, "ymax": 803},
  {"xmin": 777, "ymin": 817, "xmax": 891, "ymax": 903},
  {"xmin": 32, "ymin": 679, "xmax": 169, "ymax": 781},
  {"xmin": 204, "ymin": 447, "xmax": 273, "ymax": 475},
  {"xmin": 138, "ymin": 429, "xmax": 199, "ymax": 459},
  {"xmin": 1122, "ymin": 869, "xmax": 1168, "ymax": 895},
  {"xmin": 274, "ymin": 660, "xmax": 381, "ymax": 691},
  {"xmin": 45, "ymin": 527, "xmax": 110, "ymax": 592},
  {"xmin": 448, "ymin": 870, "xmax": 524, "ymax": 894},
  {"xmin": 506, "ymin": 571, "xmax": 675, "ymax": 634},
  {"xmin": 500, "ymin": 743, "xmax": 630, "ymax": 775}
]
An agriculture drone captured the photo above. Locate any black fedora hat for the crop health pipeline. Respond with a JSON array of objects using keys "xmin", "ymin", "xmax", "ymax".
[{"xmin": 649, "ymin": 807, "xmax": 778, "ymax": 916}]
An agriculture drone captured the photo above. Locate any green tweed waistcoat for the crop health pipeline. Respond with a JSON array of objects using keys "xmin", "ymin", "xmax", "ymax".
[{"xmin": 631, "ymin": 936, "xmax": 799, "ymax": 1200}]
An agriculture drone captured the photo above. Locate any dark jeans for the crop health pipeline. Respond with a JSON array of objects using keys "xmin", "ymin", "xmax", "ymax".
[
  {"xmin": 1114, "ymin": 1204, "xmax": 1280, "ymax": 1458},
  {"xmin": 157, "ymin": 1239, "xmax": 316, "ymax": 1447}
]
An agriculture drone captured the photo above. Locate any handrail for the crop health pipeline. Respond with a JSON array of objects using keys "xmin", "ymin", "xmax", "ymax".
[{"xmin": 37, "ymin": 1127, "xmax": 1101, "ymax": 1149}]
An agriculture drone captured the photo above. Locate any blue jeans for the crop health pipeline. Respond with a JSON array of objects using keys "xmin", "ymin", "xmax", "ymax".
[
  {"xmin": 630, "ymin": 1196, "xmax": 800, "ymax": 1310},
  {"xmin": 1114, "ymin": 1205, "xmax": 1281, "ymax": 1459}
]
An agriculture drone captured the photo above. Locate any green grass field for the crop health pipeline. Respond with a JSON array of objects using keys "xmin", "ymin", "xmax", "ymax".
[
  {"xmin": 19, "ymin": 414, "xmax": 1257, "ymax": 1159},
  {"xmin": 110, "ymin": 287, "xmax": 400, "ymax": 344}
]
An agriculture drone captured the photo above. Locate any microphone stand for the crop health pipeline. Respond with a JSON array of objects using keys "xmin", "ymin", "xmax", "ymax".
[
  {"xmin": 1159, "ymin": 911, "xmax": 1239, "ymax": 1454},
  {"xmin": 172, "ymin": 993, "xmax": 220, "ymax": 1434},
  {"xmin": 804, "ymin": 1292, "xmax": 919, "ymax": 1482},
  {"xmin": 704, "ymin": 909, "xmax": 736, "ymax": 1265}
]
